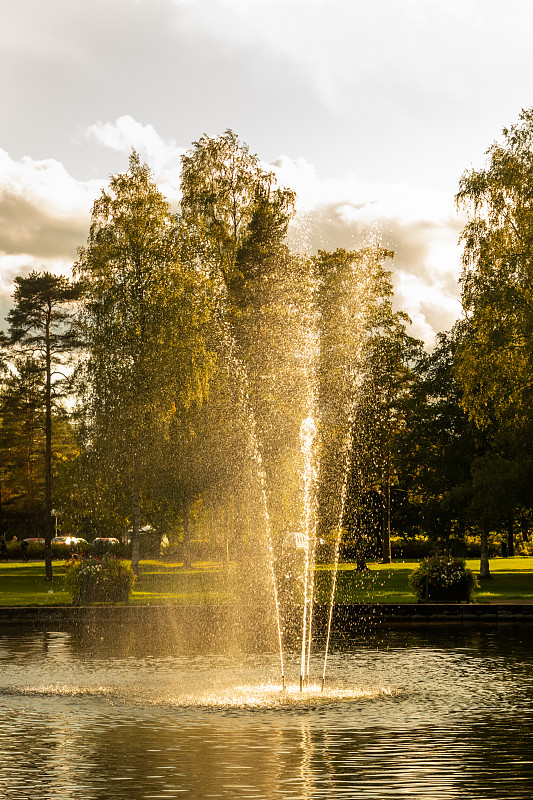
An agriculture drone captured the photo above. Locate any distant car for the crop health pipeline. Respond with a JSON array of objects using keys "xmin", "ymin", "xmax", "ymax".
[
  {"xmin": 93, "ymin": 537, "xmax": 120, "ymax": 546},
  {"xmin": 51, "ymin": 536, "xmax": 88, "ymax": 547},
  {"xmin": 22, "ymin": 538, "xmax": 45, "ymax": 544}
]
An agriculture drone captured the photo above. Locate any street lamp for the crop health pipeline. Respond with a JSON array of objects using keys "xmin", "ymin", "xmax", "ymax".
[{"xmin": 51, "ymin": 509, "xmax": 61, "ymax": 537}]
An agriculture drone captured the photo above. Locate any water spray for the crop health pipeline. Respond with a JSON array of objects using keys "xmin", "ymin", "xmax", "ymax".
[
  {"xmin": 299, "ymin": 414, "xmax": 317, "ymax": 692},
  {"xmin": 221, "ymin": 317, "xmax": 286, "ymax": 692},
  {"xmin": 321, "ymin": 402, "xmax": 356, "ymax": 692}
]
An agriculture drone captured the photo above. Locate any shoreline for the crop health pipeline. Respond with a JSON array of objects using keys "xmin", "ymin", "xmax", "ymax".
[{"xmin": 2, "ymin": 602, "xmax": 533, "ymax": 631}]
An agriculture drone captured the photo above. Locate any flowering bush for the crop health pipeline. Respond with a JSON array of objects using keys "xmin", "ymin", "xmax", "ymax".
[
  {"xmin": 408, "ymin": 555, "xmax": 477, "ymax": 602},
  {"xmin": 64, "ymin": 556, "xmax": 136, "ymax": 605}
]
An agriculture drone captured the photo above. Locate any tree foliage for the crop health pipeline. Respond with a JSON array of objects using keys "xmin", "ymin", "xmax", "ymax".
[
  {"xmin": 396, "ymin": 331, "xmax": 478, "ymax": 544},
  {"xmin": 179, "ymin": 129, "xmax": 296, "ymax": 301},
  {"xmin": 4, "ymin": 130, "xmax": 505, "ymax": 576},
  {"xmin": 314, "ymin": 247, "xmax": 419, "ymax": 564},
  {"xmin": 75, "ymin": 151, "xmax": 213, "ymax": 573},
  {"xmin": 456, "ymin": 108, "xmax": 533, "ymax": 435}
]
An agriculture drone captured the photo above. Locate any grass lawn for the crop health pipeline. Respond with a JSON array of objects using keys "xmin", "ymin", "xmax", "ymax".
[
  {"xmin": 0, "ymin": 559, "xmax": 236, "ymax": 606},
  {"xmin": 0, "ymin": 556, "xmax": 532, "ymax": 606},
  {"xmin": 469, "ymin": 556, "xmax": 533, "ymax": 603},
  {"xmin": 315, "ymin": 556, "xmax": 533, "ymax": 604},
  {"xmin": 0, "ymin": 561, "xmax": 71, "ymax": 606},
  {"xmin": 130, "ymin": 560, "xmax": 235, "ymax": 605}
]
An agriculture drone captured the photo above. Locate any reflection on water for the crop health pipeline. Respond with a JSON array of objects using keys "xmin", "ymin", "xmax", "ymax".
[{"xmin": 1, "ymin": 627, "xmax": 533, "ymax": 799}]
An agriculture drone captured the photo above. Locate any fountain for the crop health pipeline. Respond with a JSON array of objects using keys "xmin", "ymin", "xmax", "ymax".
[
  {"xmin": 219, "ymin": 243, "xmax": 374, "ymax": 695},
  {"xmin": 2, "ymin": 144, "xmax": 533, "ymax": 799},
  {"xmin": 2, "ymin": 258, "xmax": 533, "ymax": 798}
]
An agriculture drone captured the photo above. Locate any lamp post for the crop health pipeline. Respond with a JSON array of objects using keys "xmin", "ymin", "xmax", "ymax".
[{"xmin": 51, "ymin": 509, "xmax": 61, "ymax": 537}]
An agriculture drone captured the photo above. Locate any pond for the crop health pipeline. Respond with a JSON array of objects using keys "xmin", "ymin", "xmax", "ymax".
[{"xmin": 1, "ymin": 625, "xmax": 533, "ymax": 799}]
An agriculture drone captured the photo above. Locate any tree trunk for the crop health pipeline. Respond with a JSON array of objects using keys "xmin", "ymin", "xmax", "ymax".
[
  {"xmin": 182, "ymin": 500, "xmax": 192, "ymax": 569},
  {"xmin": 479, "ymin": 524, "xmax": 492, "ymax": 580},
  {"xmin": 381, "ymin": 474, "xmax": 392, "ymax": 563},
  {"xmin": 131, "ymin": 482, "xmax": 141, "ymax": 577},
  {"xmin": 355, "ymin": 547, "xmax": 369, "ymax": 572},
  {"xmin": 375, "ymin": 508, "xmax": 383, "ymax": 561},
  {"xmin": 506, "ymin": 515, "xmax": 514, "ymax": 558},
  {"xmin": 44, "ymin": 307, "xmax": 53, "ymax": 581}
]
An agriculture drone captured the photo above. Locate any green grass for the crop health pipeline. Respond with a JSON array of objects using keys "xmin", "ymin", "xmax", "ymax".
[
  {"xmin": 130, "ymin": 560, "xmax": 235, "ymax": 605},
  {"xmin": 469, "ymin": 556, "xmax": 533, "ymax": 603},
  {"xmin": 0, "ymin": 561, "xmax": 71, "ymax": 606},
  {"xmin": 1, "ymin": 556, "xmax": 532, "ymax": 606},
  {"xmin": 0, "ymin": 559, "xmax": 236, "ymax": 606},
  {"xmin": 315, "ymin": 561, "xmax": 417, "ymax": 604},
  {"xmin": 315, "ymin": 557, "xmax": 533, "ymax": 604}
]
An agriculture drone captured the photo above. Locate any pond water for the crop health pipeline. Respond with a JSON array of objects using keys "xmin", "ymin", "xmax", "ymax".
[{"xmin": 1, "ymin": 625, "xmax": 533, "ymax": 799}]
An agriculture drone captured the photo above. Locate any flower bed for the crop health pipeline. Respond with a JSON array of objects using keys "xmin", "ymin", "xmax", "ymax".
[
  {"xmin": 408, "ymin": 556, "xmax": 477, "ymax": 603},
  {"xmin": 64, "ymin": 556, "xmax": 136, "ymax": 605}
]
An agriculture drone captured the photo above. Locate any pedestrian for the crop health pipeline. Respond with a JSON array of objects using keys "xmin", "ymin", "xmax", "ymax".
[
  {"xmin": 0, "ymin": 536, "xmax": 8, "ymax": 561},
  {"xmin": 21, "ymin": 539, "xmax": 29, "ymax": 562}
]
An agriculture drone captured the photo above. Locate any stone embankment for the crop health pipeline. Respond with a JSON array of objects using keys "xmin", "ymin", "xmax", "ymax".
[{"xmin": 1, "ymin": 603, "xmax": 533, "ymax": 637}]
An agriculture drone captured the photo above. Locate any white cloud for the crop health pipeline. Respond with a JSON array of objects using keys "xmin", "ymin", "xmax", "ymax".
[
  {"xmin": 273, "ymin": 154, "xmax": 464, "ymax": 344},
  {"xmin": 394, "ymin": 270, "xmax": 463, "ymax": 344},
  {"xmin": 163, "ymin": 0, "xmax": 533, "ymax": 119},
  {"xmin": 0, "ymin": 150, "xmax": 102, "ymax": 326},
  {"xmin": 86, "ymin": 115, "xmax": 184, "ymax": 204},
  {"xmin": 0, "ymin": 149, "xmax": 100, "ymax": 219},
  {"xmin": 0, "ymin": 149, "xmax": 102, "ymax": 270}
]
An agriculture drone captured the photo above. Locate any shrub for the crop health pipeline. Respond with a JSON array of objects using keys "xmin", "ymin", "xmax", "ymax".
[
  {"xmin": 516, "ymin": 539, "xmax": 533, "ymax": 556},
  {"xmin": 64, "ymin": 556, "xmax": 136, "ymax": 605},
  {"xmin": 26, "ymin": 542, "xmax": 45, "ymax": 559},
  {"xmin": 408, "ymin": 555, "xmax": 478, "ymax": 602},
  {"xmin": 6, "ymin": 542, "xmax": 22, "ymax": 560},
  {"xmin": 52, "ymin": 543, "xmax": 72, "ymax": 560},
  {"xmin": 391, "ymin": 536, "xmax": 433, "ymax": 560}
]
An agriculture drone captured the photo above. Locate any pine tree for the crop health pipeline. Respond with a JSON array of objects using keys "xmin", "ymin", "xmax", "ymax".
[{"xmin": 1, "ymin": 272, "xmax": 81, "ymax": 579}]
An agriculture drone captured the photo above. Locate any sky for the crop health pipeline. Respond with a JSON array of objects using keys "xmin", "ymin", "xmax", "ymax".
[{"xmin": 2, "ymin": 0, "xmax": 533, "ymax": 344}]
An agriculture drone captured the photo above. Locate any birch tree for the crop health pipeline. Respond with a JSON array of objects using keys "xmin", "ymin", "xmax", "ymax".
[
  {"xmin": 455, "ymin": 108, "xmax": 533, "ymax": 576},
  {"xmin": 76, "ymin": 152, "xmax": 212, "ymax": 574},
  {"xmin": 179, "ymin": 131, "xmax": 311, "ymax": 540}
]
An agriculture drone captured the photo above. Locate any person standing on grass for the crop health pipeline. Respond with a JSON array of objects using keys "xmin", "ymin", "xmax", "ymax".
[
  {"xmin": 20, "ymin": 539, "xmax": 29, "ymax": 562},
  {"xmin": 0, "ymin": 535, "xmax": 7, "ymax": 561}
]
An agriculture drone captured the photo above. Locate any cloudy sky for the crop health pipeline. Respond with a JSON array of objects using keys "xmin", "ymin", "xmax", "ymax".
[{"xmin": 2, "ymin": 0, "xmax": 533, "ymax": 343}]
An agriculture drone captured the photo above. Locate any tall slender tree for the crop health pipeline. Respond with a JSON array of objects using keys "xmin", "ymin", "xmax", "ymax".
[
  {"xmin": 76, "ymin": 151, "xmax": 212, "ymax": 574},
  {"xmin": 178, "ymin": 131, "xmax": 311, "ymax": 541},
  {"xmin": 1, "ymin": 273, "xmax": 81, "ymax": 579},
  {"xmin": 314, "ymin": 247, "xmax": 416, "ymax": 564},
  {"xmin": 395, "ymin": 331, "xmax": 479, "ymax": 552},
  {"xmin": 349, "ymin": 306, "xmax": 420, "ymax": 563},
  {"xmin": 455, "ymin": 108, "xmax": 533, "ymax": 576}
]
